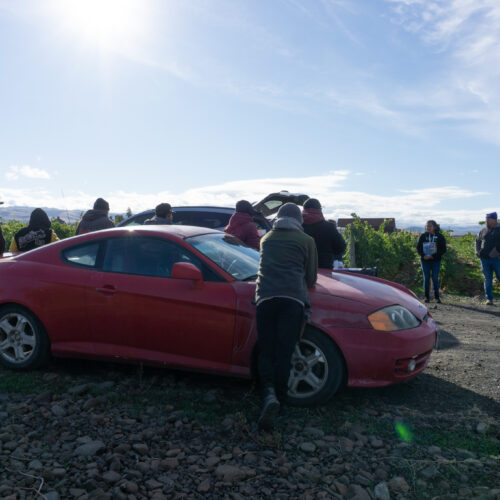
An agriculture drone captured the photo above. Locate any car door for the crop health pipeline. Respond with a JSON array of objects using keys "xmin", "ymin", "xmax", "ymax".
[{"xmin": 87, "ymin": 234, "xmax": 237, "ymax": 372}]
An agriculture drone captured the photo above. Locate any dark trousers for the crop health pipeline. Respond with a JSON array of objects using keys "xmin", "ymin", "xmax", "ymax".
[
  {"xmin": 421, "ymin": 259, "xmax": 441, "ymax": 297},
  {"xmin": 256, "ymin": 298, "xmax": 304, "ymax": 398}
]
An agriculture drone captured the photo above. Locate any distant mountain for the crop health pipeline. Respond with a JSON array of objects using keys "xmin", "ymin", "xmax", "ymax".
[
  {"xmin": 0, "ymin": 206, "xmax": 125, "ymax": 224},
  {"xmin": 403, "ymin": 225, "xmax": 481, "ymax": 235},
  {"xmin": 0, "ymin": 206, "xmax": 83, "ymax": 223},
  {"xmin": 0, "ymin": 206, "xmax": 482, "ymax": 235}
]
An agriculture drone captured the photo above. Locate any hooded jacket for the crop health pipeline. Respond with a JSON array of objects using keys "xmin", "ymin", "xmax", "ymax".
[
  {"xmin": 224, "ymin": 212, "xmax": 260, "ymax": 250},
  {"xmin": 476, "ymin": 222, "xmax": 500, "ymax": 258},
  {"xmin": 302, "ymin": 208, "xmax": 346, "ymax": 268},
  {"xmin": 0, "ymin": 225, "xmax": 5, "ymax": 254},
  {"xmin": 416, "ymin": 231, "xmax": 447, "ymax": 261},
  {"xmin": 255, "ymin": 211, "xmax": 318, "ymax": 306},
  {"xmin": 10, "ymin": 208, "xmax": 59, "ymax": 252},
  {"xmin": 76, "ymin": 209, "xmax": 115, "ymax": 235}
]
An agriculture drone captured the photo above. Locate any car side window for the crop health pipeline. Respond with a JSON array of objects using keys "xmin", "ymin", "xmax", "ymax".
[
  {"xmin": 121, "ymin": 212, "xmax": 154, "ymax": 226},
  {"xmin": 62, "ymin": 242, "xmax": 100, "ymax": 268},
  {"xmin": 173, "ymin": 211, "xmax": 231, "ymax": 229},
  {"xmin": 102, "ymin": 236, "xmax": 223, "ymax": 281}
]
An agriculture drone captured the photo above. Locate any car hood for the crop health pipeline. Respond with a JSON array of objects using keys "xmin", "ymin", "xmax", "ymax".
[{"xmin": 313, "ymin": 271, "xmax": 427, "ymax": 318}]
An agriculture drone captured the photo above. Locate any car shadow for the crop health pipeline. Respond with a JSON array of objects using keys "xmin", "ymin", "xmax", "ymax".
[
  {"xmin": 46, "ymin": 358, "xmax": 499, "ymax": 419},
  {"xmin": 435, "ymin": 328, "xmax": 460, "ymax": 350},
  {"xmin": 443, "ymin": 302, "xmax": 500, "ymax": 319},
  {"xmin": 333, "ymin": 373, "xmax": 500, "ymax": 418}
]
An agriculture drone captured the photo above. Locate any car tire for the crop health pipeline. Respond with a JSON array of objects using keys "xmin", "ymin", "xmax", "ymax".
[
  {"xmin": 286, "ymin": 328, "xmax": 344, "ymax": 407},
  {"xmin": 0, "ymin": 306, "xmax": 50, "ymax": 370}
]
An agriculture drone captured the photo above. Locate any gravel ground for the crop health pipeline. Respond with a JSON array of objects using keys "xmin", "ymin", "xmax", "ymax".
[{"xmin": 0, "ymin": 294, "xmax": 499, "ymax": 500}]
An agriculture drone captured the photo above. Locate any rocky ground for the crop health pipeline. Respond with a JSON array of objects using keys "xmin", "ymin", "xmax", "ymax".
[{"xmin": 0, "ymin": 295, "xmax": 499, "ymax": 500}]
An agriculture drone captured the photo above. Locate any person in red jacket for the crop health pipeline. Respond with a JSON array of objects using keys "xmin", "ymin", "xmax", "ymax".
[{"xmin": 224, "ymin": 200, "xmax": 261, "ymax": 250}]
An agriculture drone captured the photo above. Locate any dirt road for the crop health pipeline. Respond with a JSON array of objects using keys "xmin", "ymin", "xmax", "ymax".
[{"xmin": 0, "ymin": 295, "xmax": 499, "ymax": 499}]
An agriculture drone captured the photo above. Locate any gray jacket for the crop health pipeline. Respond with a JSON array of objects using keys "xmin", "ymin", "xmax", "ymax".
[
  {"xmin": 476, "ymin": 223, "xmax": 500, "ymax": 258},
  {"xmin": 144, "ymin": 216, "xmax": 172, "ymax": 225},
  {"xmin": 76, "ymin": 209, "xmax": 114, "ymax": 235}
]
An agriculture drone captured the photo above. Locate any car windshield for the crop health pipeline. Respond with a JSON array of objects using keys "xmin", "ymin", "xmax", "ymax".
[{"xmin": 187, "ymin": 233, "xmax": 259, "ymax": 280}]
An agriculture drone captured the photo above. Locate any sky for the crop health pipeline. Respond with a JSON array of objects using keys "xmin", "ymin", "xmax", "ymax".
[{"xmin": 0, "ymin": 0, "xmax": 499, "ymax": 227}]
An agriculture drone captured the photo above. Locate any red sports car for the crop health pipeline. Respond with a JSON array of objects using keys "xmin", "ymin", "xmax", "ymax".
[{"xmin": 0, "ymin": 226, "xmax": 437, "ymax": 406}]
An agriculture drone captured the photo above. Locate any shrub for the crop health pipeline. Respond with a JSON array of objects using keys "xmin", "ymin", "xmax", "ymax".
[{"xmin": 344, "ymin": 215, "xmax": 498, "ymax": 296}]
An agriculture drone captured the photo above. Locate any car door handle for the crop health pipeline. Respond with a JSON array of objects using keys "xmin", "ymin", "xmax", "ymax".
[{"xmin": 95, "ymin": 285, "xmax": 117, "ymax": 296}]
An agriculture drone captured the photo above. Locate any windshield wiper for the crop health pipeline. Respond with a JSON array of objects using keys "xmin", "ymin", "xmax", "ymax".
[{"xmin": 242, "ymin": 274, "xmax": 258, "ymax": 281}]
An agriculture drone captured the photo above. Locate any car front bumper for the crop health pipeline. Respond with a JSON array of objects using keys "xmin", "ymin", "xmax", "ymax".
[{"xmin": 327, "ymin": 317, "xmax": 438, "ymax": 387}]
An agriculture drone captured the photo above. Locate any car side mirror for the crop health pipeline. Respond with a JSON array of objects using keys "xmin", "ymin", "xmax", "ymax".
[{"xmin": 171, "ymin": 262, "xmax": 203, "ymax": 287}]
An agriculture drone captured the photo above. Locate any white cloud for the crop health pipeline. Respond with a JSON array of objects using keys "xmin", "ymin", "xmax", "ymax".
[
  {"xmin": 5, "ymin": 165, "xmax": 51, "ymax": 181},
  {"xmin": 387, "ymin": 0, "xmax": 500, "ymax": 144},
  {"xmin": 0, "ymin": 174, "xmax": 489, "ymax": 226}
]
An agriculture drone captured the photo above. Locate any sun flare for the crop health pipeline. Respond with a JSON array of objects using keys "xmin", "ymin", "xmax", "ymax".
[{"xmin": 49, "ymin": 0, "xmax": 149, "ymax": 51}]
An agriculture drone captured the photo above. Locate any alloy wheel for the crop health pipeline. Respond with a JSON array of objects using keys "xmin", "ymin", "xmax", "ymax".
[
  {"xmin": 0, "ymin": 312, "xmax": 37, "ymax": 365},
  {"xmin": 288, "ymin": 339, "xmax": 329, "ymax": 399}
]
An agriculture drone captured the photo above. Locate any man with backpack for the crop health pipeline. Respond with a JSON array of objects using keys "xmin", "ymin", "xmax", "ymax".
[{"xmin": 476, "ymin": 211, "xmax": 500, "ymax": 305}]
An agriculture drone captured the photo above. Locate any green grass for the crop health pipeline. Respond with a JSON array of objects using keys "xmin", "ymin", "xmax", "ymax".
[
  {"xmin": 0, "ymin": 370, "xmax": 55, "ymax": 393},
  {"xmin": 413, "ymin": 428, "xmax": 500, "ymax": 457}
]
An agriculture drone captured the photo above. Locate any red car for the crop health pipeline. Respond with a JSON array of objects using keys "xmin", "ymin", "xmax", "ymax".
[{"xmin": 0, "ymin": 226, "xmax": 437, "ymax": 406}]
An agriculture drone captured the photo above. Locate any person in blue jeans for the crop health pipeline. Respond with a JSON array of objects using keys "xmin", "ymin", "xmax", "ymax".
[
  {"xmin": 475, "ymin": 211, "xmax": 500, "ymax": 305},
  {"xmin": 416, "ymin": 220, "xmax": 447, "ymax": 303}
]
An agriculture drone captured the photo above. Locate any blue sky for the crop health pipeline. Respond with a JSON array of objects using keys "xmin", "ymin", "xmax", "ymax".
[{"xmin": 0, "ymin": 0, "xmax": 498, "ymax": 226}]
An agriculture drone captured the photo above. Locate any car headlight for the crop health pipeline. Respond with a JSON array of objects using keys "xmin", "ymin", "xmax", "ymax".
[{"xmin": 368, "ymin": 305, "xmax": 420, "ymax": 332}]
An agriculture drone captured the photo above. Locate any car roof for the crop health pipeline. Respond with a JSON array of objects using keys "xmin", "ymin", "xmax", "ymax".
[
  {"xmin": 132, "ymin": 206, "xmax": 233, "ymax": 215},
  {"xmin": 88, "ymin": 225, "xmax": 221, "ymax": 239},
  {"xmin": 13, "ymin": 225, "xmax": 222, "ymax": 260}
]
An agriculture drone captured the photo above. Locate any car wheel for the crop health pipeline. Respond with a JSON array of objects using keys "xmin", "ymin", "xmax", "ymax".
[
  {"xmin": 0, "ymin": 306, "xmax": 50, "ymax": 370},
  {"xmin": 286, "ymin": 328, "xmax": 344, "ymax": 407}
]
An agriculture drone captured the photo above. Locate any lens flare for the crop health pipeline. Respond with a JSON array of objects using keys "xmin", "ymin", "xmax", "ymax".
[{"xmin": 394, "ymin": 422, "xmax": 414, "ymax": 442}]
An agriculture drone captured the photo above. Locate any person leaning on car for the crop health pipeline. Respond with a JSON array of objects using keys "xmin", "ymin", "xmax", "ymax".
[
  {"xmin": 255, "ymin": 203, "xmax": 318, "ymax": 430},
  {"xmin": 144, "ymin": 203, "xmax": 174, "ymax": 225},
  {"xmin": 224, "ymin": 200, "xmax": 261, "ymax": 250},
  {"xmin": 301, "ymin": 198, "xmax": 346, "ymax": 269},
  {"xmin": 76, "ymin": 198, "xmax": 115, "ymax": 235},
  {"xmin": 475, "ymin": 211, "xmax": 500, "ymax": 306},
  {"xmin": 9, "ymin": 208, "xmax": 59, "ymax": 252}
]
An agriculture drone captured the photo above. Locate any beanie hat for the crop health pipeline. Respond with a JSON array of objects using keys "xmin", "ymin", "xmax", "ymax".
[
  {"xmin": 93, "ymin": 198, "xmax": 110, "ymax": 211},
  {"xmin": 277, "ymin": 203, "xmax": 303, "ymax": 224},
  {"xmin": 486, "ymin": 211, "xmax": 497, "ymax": 220},
  {"xmin": 303, "ymin": 198, "xmax": 322, "ymax": 210},
  {"xmin": 235, "ymin": 200, "xmax": 256, "ymax": 215}
]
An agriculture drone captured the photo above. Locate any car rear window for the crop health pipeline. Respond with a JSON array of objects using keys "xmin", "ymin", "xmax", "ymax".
[
  {"xmin": 62, "ymin": 242, "xmax": 100, "ymax": 268},
  {"xmin": 173, "ymin": 211, "xmax": 231, "ymax": 229}
]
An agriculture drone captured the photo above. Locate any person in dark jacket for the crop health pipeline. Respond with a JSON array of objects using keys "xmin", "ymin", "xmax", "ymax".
[
  {"xmin": 144, "ymin": 203, "xmax": 174, "ymax": 225},
  {"xmin": 475, "ymin": 211, "xmax": 500, "ymax": 305},
  {"xmin": 302, "ymin": 198, "xmax": 346, "ymax": 269},
  {"xmin": 0, "ymin": 199, "xmax": 4, "ymax": 253},
  {"xmin": 416, "ymin": 220, "xmax": 447, "ymax": 303},
  {"xmin": 0, "ymin": 224, "xmax": 5, "ymax": 254},
  {"xmin": 224, "ymin": 200, "xmax": 261, "ymax": 250},
  {"xmin": 9, "ymin": 208, "xmax": 59, "ymax": 252},
  {"xmin": 255, "ymin": 203, "xmax": 318, "ymax": 430},
  {"xmin": 76, "ymin": 198, "xmax": 115, "ymax": 235}
]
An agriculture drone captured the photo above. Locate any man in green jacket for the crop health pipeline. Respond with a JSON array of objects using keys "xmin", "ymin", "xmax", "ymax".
[{"xmin": 255, "ymin": 203, "xmax": 318, "ymax": 430}]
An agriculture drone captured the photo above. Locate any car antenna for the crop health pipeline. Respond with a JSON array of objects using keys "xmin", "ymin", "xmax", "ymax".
[{"xmin": 60, "ymin": 188, "xmax": 72, "ymax": 223}]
